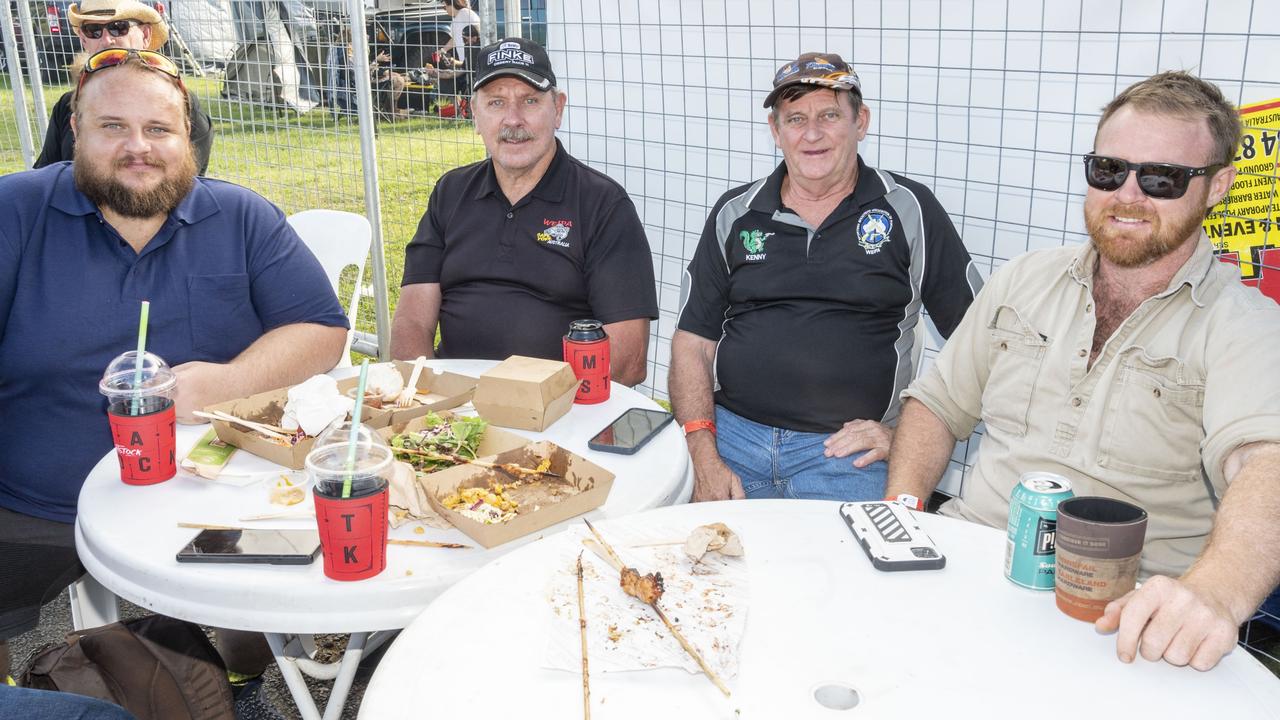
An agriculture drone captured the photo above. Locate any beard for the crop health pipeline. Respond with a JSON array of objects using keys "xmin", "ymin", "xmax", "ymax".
[
  {"xmin": 74, "ymin": 144, "xmax": 197, "ymax": 219},
  {"xmin": 1084, "ymin": 195, "xmax": 1206, "ymax": 268}
]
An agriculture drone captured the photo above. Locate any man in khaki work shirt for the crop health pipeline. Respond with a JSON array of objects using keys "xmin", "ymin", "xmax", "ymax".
[{"xmin": 886, "ymin": 70, "xmax": 1280, "ymax": 672}]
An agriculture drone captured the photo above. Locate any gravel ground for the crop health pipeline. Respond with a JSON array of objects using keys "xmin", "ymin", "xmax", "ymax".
[{"xmin": 9, "ymin": 589, "xmax": 370, "ymax": 719}]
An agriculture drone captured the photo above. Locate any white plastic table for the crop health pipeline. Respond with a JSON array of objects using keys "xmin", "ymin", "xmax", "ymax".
[
  {"xmin": 359, "ymin": 500, "xmax": 1280, "ymax": 719},
  {"xmin": 75, "ymin": 359, "xmax": 692, "ymax": 720}
]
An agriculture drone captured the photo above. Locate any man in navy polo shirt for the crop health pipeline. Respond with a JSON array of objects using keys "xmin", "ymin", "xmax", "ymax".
[
  {"xmin": 390, "ymin": 38, "xmax": 658, "ymax": 386},
  {"xmin": 0, "ymin": 50, "xmax": 348, "ymax": 696},
  {"xmin": 670, "ymin": 53, "xmax": 983, "ymax": 503}
]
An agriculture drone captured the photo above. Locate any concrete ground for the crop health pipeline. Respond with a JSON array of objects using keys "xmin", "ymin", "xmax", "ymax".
[{"xmin": 9, "ymin": 589, "xmax": 369, "ymax": 720}]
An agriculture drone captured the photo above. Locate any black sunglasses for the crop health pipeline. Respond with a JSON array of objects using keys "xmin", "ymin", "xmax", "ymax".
[
  {"xmin": 1082, "ymin": 153, "xmax": 1224, "ymax": 200},
  {"xmin": 80, "ymin": 20, "xmax": 141, "ymax": 39}
]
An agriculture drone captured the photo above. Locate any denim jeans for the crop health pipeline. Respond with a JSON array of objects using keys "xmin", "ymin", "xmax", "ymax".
[
  {"xmin": 715, "ymin": 406, "xmax": 888, "ymax": 501},
  {"xmin": 0, "ymin": 686, "xmax": 137, "ymax": 720}
]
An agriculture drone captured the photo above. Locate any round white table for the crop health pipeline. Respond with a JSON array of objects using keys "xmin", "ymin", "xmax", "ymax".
[
  {"xmin": 360, "ymin": 500, "xmax": 1280, "ymax": 719},
  {"xmin": 75, "ymin": 359, "xmax": 692, "ymax": 720}
]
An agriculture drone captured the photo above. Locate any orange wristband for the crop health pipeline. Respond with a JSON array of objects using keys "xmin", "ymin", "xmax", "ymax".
[
  {"xmin": 887, "ymin": 493, "xmax": 924, "ymax": 511},
  {"xmin": 682, "ymin": 419, "xmax": 716, "ymax": 436}
]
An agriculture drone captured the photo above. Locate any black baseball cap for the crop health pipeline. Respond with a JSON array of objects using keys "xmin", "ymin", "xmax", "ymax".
[
  {"xmin": 473, "ymin": 37, "xmax": 557, "ymax": 92},
  {"xmin": 763, "ymin": 52, "xmax": 861, "ymax": 108}
]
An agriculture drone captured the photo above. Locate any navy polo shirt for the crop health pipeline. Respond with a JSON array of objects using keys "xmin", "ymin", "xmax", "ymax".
[
  {"xmin": 0, "ymin": 163, "xmax": 349, "ymax": 522},
  {"xmin": 401, "ymin": 139, "xmax": 658, "ymax": 360},
  {"xmin": 678, "ymin": 157, "xmax": 982, "ymax": 433}
]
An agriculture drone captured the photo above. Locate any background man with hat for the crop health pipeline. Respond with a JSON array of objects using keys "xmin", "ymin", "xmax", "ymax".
[
  {"xmin": 33, "ymin": 0, "xmax": 214, "ymax": 175},
  {"xmin": 671, "ymin": 52, "xmax": 982, "ymax": 502},
  {"xmin": 391, "ymin": 37, "xmax": 658, "ymax": 385}
]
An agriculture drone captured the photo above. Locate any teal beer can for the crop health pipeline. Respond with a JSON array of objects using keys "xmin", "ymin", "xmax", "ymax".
[{"xmin": 1004, "ymin": 472, "xmax": 1073, "ymax": 590}]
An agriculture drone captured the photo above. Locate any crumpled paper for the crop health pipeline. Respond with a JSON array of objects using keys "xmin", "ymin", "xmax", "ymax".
[
  {"xmin": 365, "ymin": 363, "xmax": 405, "ymax": 402},
  {"xmin": 544, "ymin": 524, "xmax": 749, "ymax": 679},
  {"xmin": 387, "ymin": 460, "xmax": 452, "ymax": 529},
  {"xmin": 280, "ymin": 375, "xmax": 352, "ymax": 437}
]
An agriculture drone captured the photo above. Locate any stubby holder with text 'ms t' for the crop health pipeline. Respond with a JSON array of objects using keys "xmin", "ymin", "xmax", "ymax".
[{"xmin": 563, "ymin": 319, "xmax": 610, "ymax": 404}]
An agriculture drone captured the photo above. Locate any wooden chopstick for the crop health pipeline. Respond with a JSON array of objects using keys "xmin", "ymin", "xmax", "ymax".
[
  {"xmin": 387, "ymin": 538, "xmax": 472, "ymax": 549},
  {"xmin": 577, "ymin": 551, "xmax": 591, "ymax": 720},
  {"xmin": 192, "ymin": 410, "xmax": 293, "ymax": 441}
]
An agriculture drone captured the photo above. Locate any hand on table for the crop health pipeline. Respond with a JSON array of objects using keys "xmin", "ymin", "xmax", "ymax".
[
  {"xmin": 172, "ymin": 361, "xmax": 234, "ymax": 424},
  {"xmin": 1094, "ymin": 574, "xmax": 1240, "ymax": 671},
  {"xmin": 823, "ymin": 419, "xmax": 894, "ymax": 467}
]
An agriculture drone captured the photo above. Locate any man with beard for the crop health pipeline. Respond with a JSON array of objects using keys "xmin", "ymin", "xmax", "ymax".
[
  {"xmin": 885, "ymin": 71, "xmax": 1280, "ymax": 671},
  {"xmin": 391, "ymin": 38, "xmax": 657, "ymax": 385},
  {"xmin": 0, "ymin": 49, "xmax": 347, "ymax": 710}
]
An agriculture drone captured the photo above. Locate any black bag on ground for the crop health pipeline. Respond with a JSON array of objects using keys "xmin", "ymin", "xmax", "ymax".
[{"xmin": 21, "ymin": 615, "xmax": 235, "ymax": 720}]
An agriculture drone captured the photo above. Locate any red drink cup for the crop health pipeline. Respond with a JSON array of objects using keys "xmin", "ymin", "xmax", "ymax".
[
  {"xmin": 99, "ymin": 351, "xmax": 178, "ymax": 485},
  {"xmin": 306, "ymin": 423, "xmax": 393, "ymax": 581}
]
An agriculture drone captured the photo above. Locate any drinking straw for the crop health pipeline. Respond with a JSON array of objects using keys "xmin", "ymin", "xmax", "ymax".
[
  {"xmin": 342, "ymin": 359, "xmax": 370, "ymax": 499},
  {"xmin": 130, "ymin": 301, "xmax": 151, "ymax": 416}
]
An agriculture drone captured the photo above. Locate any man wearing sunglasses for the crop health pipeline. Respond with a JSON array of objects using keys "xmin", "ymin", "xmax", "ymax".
[
  {"xmin": 33, "ymin": 0, "xmax": 213, "ymax": 175},
  {"xmin": 0, "ymin": 50, "xmax": 347, "ymax": 715},
  {"xmin": 887, "ymin": 71, "xmax": 1280, "ymax": 671}
]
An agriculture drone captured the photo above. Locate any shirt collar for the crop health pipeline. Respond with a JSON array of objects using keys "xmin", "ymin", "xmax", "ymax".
[
  {"xmin": 48, "ymin": 161, "xmax": 219, "ymax": 226},
  {"xmin": 750, "ymin": 155, "xmax": 885, "ymax": 216},
  {"xmin": 472, "ymin": 138, "xmax": 568, "ymax": 205},
  {"xmin": 1067, "ymin": 232, "xmax": 1217, "ymax": 307}
]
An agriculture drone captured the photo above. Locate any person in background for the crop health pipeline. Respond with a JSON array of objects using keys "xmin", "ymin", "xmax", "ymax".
[
  {"xmin": 34, "ymin": 0, "xmax": 213, "ymax": 175},
  {"xmin": 425, "ymin": 23, "xmax": 481, "ymax": 117},
  {"xmin": 391, "ymin": 38, "xmax": 657, "ymax": 384},
  {"xmin": 885, "ymin": 71, "xmax": 1280, "ymax": 671},
  {"xmin": 439, "ymin": 0, "xmax": 481, "ymax": 63}
]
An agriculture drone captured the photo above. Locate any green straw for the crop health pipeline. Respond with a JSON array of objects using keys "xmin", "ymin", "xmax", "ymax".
[
  {"xmin": 342, "ymin": 358, "xmax": 370, "ymax": 499},
  {"xmin": 130, "ymin": 301, "xmax": 150, "ymax": 416}
]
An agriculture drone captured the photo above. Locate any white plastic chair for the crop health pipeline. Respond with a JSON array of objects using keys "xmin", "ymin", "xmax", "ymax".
[{"xmin": 287, "ymin": 209, "xmax": 373, "ymax": 368}]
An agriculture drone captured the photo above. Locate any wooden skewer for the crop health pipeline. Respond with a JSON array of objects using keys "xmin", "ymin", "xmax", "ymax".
[
  {"xmin": 178, "ymin": 522, "xmax": 239, "ymax": 531},
  {"xmin": 581, "ymin": 521, "xmax": 731, "ymax": 698},
  {"xmin": 239, "ymin": 509, "xmax": 315, "ymax": 522},
  {"xmin": 393, "ymin": 446, "xmax": 564, "ymax": 479},
  {"xmin": 193, "ymin": 410, "xmax": 293, "ymax": 441},
  {"xmin": 577, "ymin": 551, "xmax": 591, "ymax": 720},
  {"xmin": 387, "ymin": 538, "xmax": 472, "ymax": 549}
]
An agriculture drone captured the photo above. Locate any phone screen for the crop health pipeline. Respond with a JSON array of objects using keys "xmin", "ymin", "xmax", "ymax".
[
  {"xmin": 177, "ymin": 529, "xmax": 321, "ymax": 565},
  {"xmin": 589, "ymin": 408, "xmax": 674, "ymax": 453}
]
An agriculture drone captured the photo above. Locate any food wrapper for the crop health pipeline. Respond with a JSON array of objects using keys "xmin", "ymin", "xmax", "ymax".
[
  {"xmin": 280, "ymin": 375, "xmax": 352, "ymax": 437},
  {"xmin": 544, "ymin": 524, "xmax": 749, "ymax": 679},
  {"xmin": 365, "ymin": 362, "xmax": 406, "ymax": 403},
  {"xmin": 387, "ymin": 460, "xmax": 452, "ymax": 529}
]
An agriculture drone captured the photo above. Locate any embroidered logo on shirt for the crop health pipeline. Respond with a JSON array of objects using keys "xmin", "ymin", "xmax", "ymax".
[
  {"xmin": 536, "ymin": 219, "xmax": 573, "ymax": 248},
  {"xmin": 740, "ymin": 229, "xmax": 773, "ymax": 262},
  {"xmin": 856, "ymin": 209, "xmax": 893, "ymax": 254}
]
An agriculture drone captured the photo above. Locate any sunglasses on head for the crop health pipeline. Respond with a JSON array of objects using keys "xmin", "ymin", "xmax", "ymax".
[
  {"xmin": 1082, "ymin": 153, "xmax": 1224, "ymax": 200},
  {"xmin": 79, "ymin": 19, "xmax": 141, "ymax": 39},
  {"xmin": 77, "ymin": 48, "xmax": 183, "ymax": 92}
]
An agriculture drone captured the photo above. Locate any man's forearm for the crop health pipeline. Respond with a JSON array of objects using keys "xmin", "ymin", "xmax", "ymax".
[
  {"xmin": 668, "ymin": 330, "xmax": 717, "ymax": 426},
  {"xmin": 229, "ymin": 323, "xmax": 347, "ymax": 394},
  {"xmin": 603, "ymin": 318, "xmax": 649, "ymax": 386},
  {"xmin": 390, "ymin": 283, "xmax": 441, "ymax": 361},
  {"xmin": 884, "ymin": 398, "xmax": 959, "ymax": 498}
]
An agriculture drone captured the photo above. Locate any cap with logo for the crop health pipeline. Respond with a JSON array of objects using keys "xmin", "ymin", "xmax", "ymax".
[
  {"xmin": 763, "ymin": 52, "xmax": 861, "ymax": 108},
  {"xmin": 474, "ymin": 37, "xmax": 557, "ymax": 92}
]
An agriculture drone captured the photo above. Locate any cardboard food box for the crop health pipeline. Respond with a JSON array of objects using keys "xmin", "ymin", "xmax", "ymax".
[
  {"xmin": 204, "ymin": 377, "xmax": 391, "ymax": 469},
  {"xmin": 472, "ymin": 355, "xmax": 580, "ymax": 431},
  {"xmin": 374, "ymin": 361, "xmax": 478, "ymax": 427},
  {"xmin": 380, "ymin": 411, "xmax": 527, "ymax": 460},
  {"xmin": 420, "ymin": 440, "xmax": 615, "ymax": 548}
]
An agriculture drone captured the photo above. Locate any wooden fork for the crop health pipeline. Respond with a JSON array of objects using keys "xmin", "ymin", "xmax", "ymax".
[{"xmin": 396, "ymin": 356, "xmax": 428, "ymax": 408}]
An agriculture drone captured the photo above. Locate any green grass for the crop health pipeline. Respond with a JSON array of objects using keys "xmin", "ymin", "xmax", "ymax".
[{"xmin": 0, "ymin": 74, "xmax": 487, "ymax": 339}]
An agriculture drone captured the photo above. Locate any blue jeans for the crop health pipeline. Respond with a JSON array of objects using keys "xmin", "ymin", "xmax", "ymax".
[
  {"xmin": 0, "ymin": 686, "xmax": 137, "ymax": 720},
  {"xmin": 715, "ymin": 406, "xmax": 888, "ymax": 501}
]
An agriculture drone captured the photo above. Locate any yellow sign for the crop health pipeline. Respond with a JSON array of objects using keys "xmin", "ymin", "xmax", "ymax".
[{"xmin": 1206, "ymin": 99, "xmax": 1280, "ymax": 296}]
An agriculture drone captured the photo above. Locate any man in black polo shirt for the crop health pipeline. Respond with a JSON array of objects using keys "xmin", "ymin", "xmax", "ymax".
[
  {"xmin": 391, "ymin": 38, "xmax": 658, "ymax": 385},
  {"xmin": 671, "ymin": 53, "xmax": 983, "ymax": 502}
]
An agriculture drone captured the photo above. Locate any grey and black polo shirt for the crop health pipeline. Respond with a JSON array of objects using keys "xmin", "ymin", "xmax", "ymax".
[{"xmin": 677, "ymin": 156, "xmax": 982, "ymax": 433}]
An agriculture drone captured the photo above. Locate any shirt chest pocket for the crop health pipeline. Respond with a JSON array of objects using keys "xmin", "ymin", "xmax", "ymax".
[
  {"xmin": 982, "ymin": 304, "xmax": 1048, "ymax": 437},
  {"xmin": 1097, "ymin": 350, "xmax": 1204, "ymax": 483},
  {"xmin": 188, "ymin": 274, "xmax": 260, "ymax": 357}
]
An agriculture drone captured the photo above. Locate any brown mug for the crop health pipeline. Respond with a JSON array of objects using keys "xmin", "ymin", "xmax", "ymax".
[{"xmin": 1054, "ymin": 496, "xmax": 1148, "ymax": 622}]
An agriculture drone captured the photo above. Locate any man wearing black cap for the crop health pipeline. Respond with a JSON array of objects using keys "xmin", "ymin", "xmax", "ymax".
[
  {"xmin": 671, "ymin": 53, "xmax": 983, "ymax": 503},
  {"xmin": 391, "ymin": 38, "xmax": 658, "ymax": 386}
]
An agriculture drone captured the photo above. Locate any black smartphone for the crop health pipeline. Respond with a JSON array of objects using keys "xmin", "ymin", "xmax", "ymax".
[
  {"xmin": 587, "ymin": 407, "xmax": 674, "ymax": 455},
  {"xmin": 176, "ymin": 529, "xmax": 321, "ymax": 565}
]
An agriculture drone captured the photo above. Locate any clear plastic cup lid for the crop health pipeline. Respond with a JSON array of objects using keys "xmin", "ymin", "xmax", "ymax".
[
  {"xmin": 99, "ymin": 351, "xmax": 177, "ymax": 400},
  {"xmin": 306, "ymin": 422, "xmax": 392, "ymax": 476}
]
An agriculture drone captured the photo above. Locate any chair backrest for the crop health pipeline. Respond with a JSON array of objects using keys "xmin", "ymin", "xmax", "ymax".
[{"xmin": 287, "ymin": 209, "xmax": 372, "ymax": 368}]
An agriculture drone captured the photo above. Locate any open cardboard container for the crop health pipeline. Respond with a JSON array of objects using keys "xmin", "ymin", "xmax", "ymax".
[
  {"xmin": 379, "ymin": 411, "xmax": 527, "ymax": 459},
  {"xmin": 472, "ymin": 355, "xmax": 580, "ymax": 432},
  {"xmin": 420, "ymin": 440, "xmax": 615, "ymax": 548},
  {"xmin": 204, "ymin": 377, "xmax": 390, "ymax": 469},
  {"xmin": 374, "ymin": 361, "xmax": 478, "ymax": 427}
]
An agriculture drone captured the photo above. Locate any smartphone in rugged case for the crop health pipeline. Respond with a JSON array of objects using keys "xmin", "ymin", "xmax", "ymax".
[{"xmin": 839, "ymin": 501, "xmax": 946, "ymax": 572}]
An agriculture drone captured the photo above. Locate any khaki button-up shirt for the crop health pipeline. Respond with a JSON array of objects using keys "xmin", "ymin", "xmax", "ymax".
[{"xmin": 904, "ymin": 236, "xmax": 1280, "ymax": 578}]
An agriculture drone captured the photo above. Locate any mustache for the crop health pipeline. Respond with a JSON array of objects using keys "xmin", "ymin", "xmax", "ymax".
[
  {"xmin": 114, "ymin": 155, "xmax": 164, "ymax": 169},
  {"xmin": 498, "ymin": 126, "xmax": 534, "ymax": 142},
  {"xmin": 1104, "ymin": 201, "xmax": 1154, "ymax": 221}
]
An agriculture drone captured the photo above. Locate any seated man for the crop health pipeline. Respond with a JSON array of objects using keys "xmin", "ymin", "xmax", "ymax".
[
  {"xmin": 391, "ymin": 38, "xmax": 658, "ymax": 385},
  {"xmin": 425, "ymin": 23, "xmax": 481, "ymax": 117},
  {"xmin": 35, "ymin": 0, "xmax": 214, "ymax": 175},
  {"xmin": 0, "ymin": 49, "xmax": 348, "ymax": 701},
  {"xmin": 886, "ymin": 71, "xmax": 1280, "ymax": 671},
  {"xmin": 670, "ymin": 53, "xmax": 981, "ymax": 502}
]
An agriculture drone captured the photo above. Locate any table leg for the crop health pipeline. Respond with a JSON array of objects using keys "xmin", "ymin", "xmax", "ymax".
[
  {"xmin": 266, "ymin": 630, "xmax": 395, "ymax": 720},
  {"xmin": 68, "ymin": 574, "xmax": 120, "ymax": 631}
]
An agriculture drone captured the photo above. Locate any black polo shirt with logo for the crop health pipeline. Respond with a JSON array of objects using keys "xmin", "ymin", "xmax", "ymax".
[
  {"xmin": 677, "ymin": 157, "xmax": 982, "ymax": 433},
  {"xmin": 402, "ymin": 139, "xmax": 658, "ymax": 360}
]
